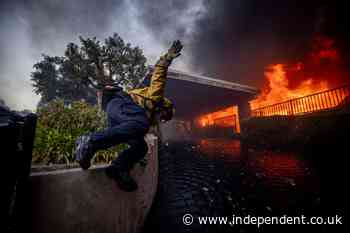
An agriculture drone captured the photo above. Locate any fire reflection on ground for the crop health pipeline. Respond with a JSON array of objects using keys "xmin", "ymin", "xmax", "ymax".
[
  {"xmin": 195, "ymin": 138, "xmax": 320, "ymax": 212},
  {"xmin": 147, "ymin": 138, "xmax": 344, "ymax": 233}
]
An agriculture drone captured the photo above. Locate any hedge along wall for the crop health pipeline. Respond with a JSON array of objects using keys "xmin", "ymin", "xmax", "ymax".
[{"xmin": 32, "ymin": 100, "xmax": 126, "ymax": 165}]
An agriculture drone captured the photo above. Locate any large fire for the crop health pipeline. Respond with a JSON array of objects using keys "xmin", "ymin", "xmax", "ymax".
[
  {"xmin": 197, "ymin": 36, "xmax": 349, "ymax": 130},
  {"xmin": 250, "ymin": 36, "xmax": 348, "ymax": 112},
  {"xmin": 250, "ymin": 64, "xmax": 329, "ymax": 110}
]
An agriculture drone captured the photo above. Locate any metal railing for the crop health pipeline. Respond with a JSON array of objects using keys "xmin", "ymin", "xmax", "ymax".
[{"xmin": 251, "ymin": 84, "xmax": 350, "ymax": 117}]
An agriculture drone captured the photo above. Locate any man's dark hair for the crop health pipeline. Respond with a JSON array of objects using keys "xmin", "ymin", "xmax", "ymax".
[{"xmin": 100, "ymin": 85, "xmax": 123, "ymax": 111}]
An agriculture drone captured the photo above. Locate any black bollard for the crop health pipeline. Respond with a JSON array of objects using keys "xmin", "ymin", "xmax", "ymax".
[{"xmin": 1, "ymin": 106, "xmax": 37, "ymax": 232}]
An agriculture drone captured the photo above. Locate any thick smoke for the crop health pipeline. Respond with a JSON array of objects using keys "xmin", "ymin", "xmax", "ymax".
[
  {"xmin": 199, "ymin": 1, "xmax": 350, "ymax": 86},
  {"xmin": 135, "ymin": 0, "xmax": 349, "ymax": 87},
  {"xmin": 0, "ymin": 0, "xmax": 349, "ymax": 110}
]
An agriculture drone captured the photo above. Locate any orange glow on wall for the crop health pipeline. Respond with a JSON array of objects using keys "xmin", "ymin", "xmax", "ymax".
[{"xmin": 197, "ymin": 106, "xmax": 240, "ymax": 133}]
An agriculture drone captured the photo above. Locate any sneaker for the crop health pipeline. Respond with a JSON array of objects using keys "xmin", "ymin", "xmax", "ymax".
[
  {"xmin": 75, "ymin": 135, "xmax": 95, "ymax": 170},
  {"xmin": 105, "ymin": 165, "xmax": 138, "ymax": 192}
]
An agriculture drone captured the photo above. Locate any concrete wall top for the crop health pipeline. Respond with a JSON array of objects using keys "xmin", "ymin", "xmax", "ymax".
[{"xmin": 27, "ymin": 134, "xmax": 158, "ymax": 233}]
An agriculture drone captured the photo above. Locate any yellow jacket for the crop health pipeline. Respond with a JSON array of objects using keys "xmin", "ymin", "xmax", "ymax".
[{"xmin": 127, "ymin": 56, "xmax": 173, "ymax": 124}]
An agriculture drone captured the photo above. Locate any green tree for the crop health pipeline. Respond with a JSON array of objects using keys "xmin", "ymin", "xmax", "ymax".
[{"xmin": 31, "ymin": 33, "xmax": 147, "ymax": 105}]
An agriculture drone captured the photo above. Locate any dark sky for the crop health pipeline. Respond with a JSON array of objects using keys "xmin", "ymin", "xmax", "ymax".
[{"xmin": 0, "ymin": 0, "xmax": 348, "ymax": 110}]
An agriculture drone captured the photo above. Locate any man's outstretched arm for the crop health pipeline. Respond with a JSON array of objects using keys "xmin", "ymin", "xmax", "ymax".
[{"xmin": 147, "ymin": 40, "xmax": 183, "ymax": 103}]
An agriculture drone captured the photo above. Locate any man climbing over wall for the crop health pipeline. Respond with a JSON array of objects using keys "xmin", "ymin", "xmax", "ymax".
[{"xmin": 74, "ymin": 40, "xmax": 183, "ymax": 192}]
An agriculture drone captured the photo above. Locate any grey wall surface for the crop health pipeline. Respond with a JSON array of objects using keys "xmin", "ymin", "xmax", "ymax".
[{"xmin": 27, "ymin": 134, "xmax": 158, "ymax": 233}]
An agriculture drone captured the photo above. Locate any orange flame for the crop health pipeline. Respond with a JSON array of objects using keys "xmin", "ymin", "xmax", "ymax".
[
  {"xmin": 197, "ymin": 106, "xmax": 240, "ymax": 133},
  {"xmin": 250, "ymin": 64, "xmax": 329, "ymax": 110},
  {"xmin": 250, "ymin": 36, "xmax": 347, "ymax": 112}
]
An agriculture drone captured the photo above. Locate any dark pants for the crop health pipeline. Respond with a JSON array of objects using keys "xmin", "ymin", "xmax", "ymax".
[{"xmin": 90, "ymin": 92, "xmax": 150, "ymax": 171}]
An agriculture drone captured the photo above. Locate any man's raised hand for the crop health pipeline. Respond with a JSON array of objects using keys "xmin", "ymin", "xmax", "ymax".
[{"xmin": 166, "ymin": 40, "xmax": 183, "ymax": 60}]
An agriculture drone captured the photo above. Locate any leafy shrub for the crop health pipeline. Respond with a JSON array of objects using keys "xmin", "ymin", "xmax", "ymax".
[{"xmin": 32, "ymin": 99, "xmax": 126, "ymax": 165}]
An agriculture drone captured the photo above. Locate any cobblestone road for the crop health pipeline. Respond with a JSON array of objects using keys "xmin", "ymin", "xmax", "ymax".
[{"xmin": 144, "ymin": 139, "xmax": 344, "ymax": 233}]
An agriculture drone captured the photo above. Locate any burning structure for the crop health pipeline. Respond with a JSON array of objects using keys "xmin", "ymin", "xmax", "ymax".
[
  {"xmin": 198, "ymin": 106, "xmax": 240, "ymax": 133},
  {"xmin": 162, "ymin": 68, "xmax": 258, "ymax": 136},
  {"xmin": 163, "ymin": 36, "xmax": 350, "ymax": 136},
  {"xmin": 160, "ymin": 35, "xmax": 350, "ymax": 139},
  {"xmin": 250, "ymin": 36, "xmax": 350, "ymax": 116}
]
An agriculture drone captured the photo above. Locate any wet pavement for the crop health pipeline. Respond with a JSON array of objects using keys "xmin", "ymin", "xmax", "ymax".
[
  {"xmin": 196, "ymin": 139, "xmax": 320, "ymax": 214},
  {"xmin": 145, "ymin": 138, "xmax": 346, "ymax": 233}
]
